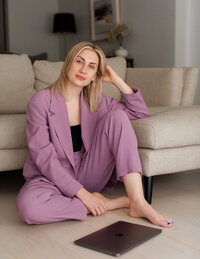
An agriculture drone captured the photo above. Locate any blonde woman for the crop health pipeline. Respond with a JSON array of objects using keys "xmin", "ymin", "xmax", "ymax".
[{"xmin": 16, "ymin": 42, "xmax": 173, "ymax": 228}]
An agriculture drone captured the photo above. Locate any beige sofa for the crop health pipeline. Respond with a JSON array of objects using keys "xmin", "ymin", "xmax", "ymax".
[{"xmin": 0, "ymin": 54, "xmax": 200, "ymax": 203}]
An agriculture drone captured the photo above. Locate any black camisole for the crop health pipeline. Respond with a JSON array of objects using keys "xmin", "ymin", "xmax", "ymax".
[{"xmin": 70, "ymin": 124, "xmax": 83, "ymax": 152}]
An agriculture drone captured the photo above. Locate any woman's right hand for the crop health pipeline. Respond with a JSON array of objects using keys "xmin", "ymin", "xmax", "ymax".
[{"xmin": 75, "ymin": 188, "xmax": 107, "ymax": 216}]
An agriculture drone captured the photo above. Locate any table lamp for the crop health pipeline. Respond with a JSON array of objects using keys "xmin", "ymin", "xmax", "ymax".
[{"xmin": 53, "ymin": 13, "xmax": 76, "ymax": 58}]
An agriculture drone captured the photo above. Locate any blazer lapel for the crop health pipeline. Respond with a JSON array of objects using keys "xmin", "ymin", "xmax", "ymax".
[
  {"xmin": 49, "ymin": 92, "xmax": 75, "ymax": 168},
  {"xmin": 80, "ymin": 90, "xmax": 98, "ymax": 153}
]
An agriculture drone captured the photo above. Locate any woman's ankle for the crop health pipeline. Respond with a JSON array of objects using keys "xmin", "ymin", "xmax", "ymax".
[{"xmin": 129, "ymin": 196, "xmax": 146, "ymax": 207}]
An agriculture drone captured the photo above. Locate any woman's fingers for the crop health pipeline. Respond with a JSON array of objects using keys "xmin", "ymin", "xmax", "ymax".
[
  {"xmin": 102, "ymin": 65, "xmax": 114, "ymax": 83},
  {"xmin": 95, "ymin": 207, "xmax": 102, "ymax": 216},
  {"xmin": 92, "ymin": 207, "xmax": 105, "ymax": 216},
  {"xmin": 91, "ymin": 209, "xmax": 97, "ymax": 217},
  {"xmin": 77, "ymin": 190, "xmax": 107, "ymax": 216},
  {"xmin": 97, "ymin": 205, "xmax": 106, "ymax": 215},
  {"xmin": 90, "ymin": 201, "xmax": 107, "ymax": 216}
]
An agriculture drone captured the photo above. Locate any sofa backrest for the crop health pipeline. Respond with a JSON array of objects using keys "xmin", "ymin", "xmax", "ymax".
[
  {"xmin": 33, "ymin": 57, "xmax": 126, "ymax": 101},
  {"xmin": 126, "ymin": 67, "xmax": 199, "ymax": 107},
  {"xmin": 1, "ymin": 53, "xmax": 198, "ymax": 114},
  {"xmin": 0, "ymin": 54, "xmax": 36, "ymax": 113},
  {"xmin": 34, "ymin": 60, "xmax": 64, "ymax": 91}
]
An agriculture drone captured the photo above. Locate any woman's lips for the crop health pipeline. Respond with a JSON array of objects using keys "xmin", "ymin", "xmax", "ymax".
[{"xmin": 76, "ymin": 75, "xmax": 86, "ymax": 81}]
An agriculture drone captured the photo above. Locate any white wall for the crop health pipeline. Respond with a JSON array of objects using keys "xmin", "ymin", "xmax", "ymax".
[
  {"xmin": 58, "ymin": 0, "xmax": 118, "ymax": 60},
  {"xmin": 120, "ymin": 0, "xmax": 175, "ymax": 67},
  {"xmin": 6, "ymin": 0, "xmax": 200, "ymax": 103},
  {"xmin": 175, "ymin": 0, "xmax": 200, "ymax": 104},
  {"xmin": 188, "ymin": 0, "xmax": 200, "ymax": 104},
  {"xmin": 58, "ymin": 0, "xmax": 90, "ymax": 60},
  {"xmin": 175, "ymin": 0, "xmax": 190, "ymax": 66},
  {"xmin": 7, "ymin": 0, "xmax": 59, "ymax": 61},
  {"xmin": 58, "ymin": 0, "xmax": 176, "ymax": 67},
  {"xmin": 120, "ymin": 0, "xmax": 200, "ymax": 104}
]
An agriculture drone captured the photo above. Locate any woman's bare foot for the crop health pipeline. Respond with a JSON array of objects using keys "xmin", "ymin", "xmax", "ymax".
[
  {"xmin": 129, "ymin": 199, "xmax": 173, "ymax": 228},
  {"xmin": 93, "ymin": 192, "xmax": 129, "ymax": 211}
]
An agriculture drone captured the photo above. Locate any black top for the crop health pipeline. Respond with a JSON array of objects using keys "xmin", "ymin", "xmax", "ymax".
[{"xmin": 70, "ymin": 124, "xmax": 83, "ymax": 152}]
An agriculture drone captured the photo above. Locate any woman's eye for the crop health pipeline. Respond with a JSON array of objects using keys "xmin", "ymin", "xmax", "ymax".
[
  {"xmin": 89, "ymin": 65, "xmax": 95, "ymax": 69},
  {"xmin": 76, "ymin": 60, "xmax": 83, "ymax": 64}
]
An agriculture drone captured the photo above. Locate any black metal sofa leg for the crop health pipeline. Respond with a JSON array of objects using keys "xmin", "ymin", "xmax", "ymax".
[{"xmin": 143, "ymin": 176, "xmax": 153, "ymax": 204}]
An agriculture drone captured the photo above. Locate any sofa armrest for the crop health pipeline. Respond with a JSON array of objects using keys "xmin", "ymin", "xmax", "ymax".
[{"xmin": 181, "ymin": 67, "xmax": 199, "ymax": 106}]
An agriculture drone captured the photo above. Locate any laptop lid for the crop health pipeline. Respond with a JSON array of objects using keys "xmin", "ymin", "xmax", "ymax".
[{"xmin": 74, "ymin": 221, "xmax": 162, "ymax": 257}]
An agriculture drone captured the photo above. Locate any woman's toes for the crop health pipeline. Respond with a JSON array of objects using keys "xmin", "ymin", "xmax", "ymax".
[
  {"xmin": 129, "ymin": 200, "xmax": 173, "ymax": 228},
  {"xmin": 154, "ymin": 217, "xmax": 173, "ymax": 228},
  {"xmin": 164, "ymin": 220, "xmax": 173, "ymax": 228},
  {"xmin": 165, "ymin": 219, "xmax": 173, "ymax": 227},
  {"xmin": 163, "ymin": 216, "xmax": 173, "ymax": 226}
]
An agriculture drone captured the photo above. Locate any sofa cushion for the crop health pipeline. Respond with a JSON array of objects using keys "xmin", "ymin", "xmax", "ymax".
[
  {"xmin": 0, "ymin": 149, "xmax": 28, "ymax": 171},
  {"xmin": 0, "ymin": 51, "xmax": 48, "ymax": 64},
  {"xmin": 0, "ymin": 54, "xmax": 36, "ymax": 113},
  {"xmin": 0, "ymin": 114, "xmax": 27, "ymax": 149},
  {"xmin": 139, "ymin": 145, "xmax": 200, "ymax": 176},
  {"xmin": 126, "ymin": 68, "xmax": 184, "ymax": 107},
  {"xmin": 131, "ymin": 106, "xmax": 200, "ymax": 149},
  {"xmin": 33, "ymin": 57, "xmax": 126, "ymax": 101},
  {"xmin": 34, "ymin": 60, "xmax": 64, "ymax": 91}
]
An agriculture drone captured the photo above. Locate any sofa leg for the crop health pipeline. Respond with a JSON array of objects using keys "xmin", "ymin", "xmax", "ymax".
[{"xmin": 143, "ymin": 176, "xmax": 153, "ymax": 204}]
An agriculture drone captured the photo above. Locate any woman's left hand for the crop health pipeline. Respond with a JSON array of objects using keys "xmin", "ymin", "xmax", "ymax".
[
  {"xmin": 102, "ymin": 65, "xmax": 134, "ymax": 94},
  {"xmin": 102, "ymin": 65, "xmax": 119, "ymax": 84}
]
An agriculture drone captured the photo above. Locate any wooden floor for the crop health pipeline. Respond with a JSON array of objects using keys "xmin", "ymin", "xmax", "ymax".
[{"xmin": 0, "ymin": 169, "xmax": 200, "ymax": 259}]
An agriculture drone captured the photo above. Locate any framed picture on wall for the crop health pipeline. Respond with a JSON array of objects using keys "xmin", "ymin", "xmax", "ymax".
[{"xmin": 90, "ymin": 0, "xmax": 120, "ymax": 41}]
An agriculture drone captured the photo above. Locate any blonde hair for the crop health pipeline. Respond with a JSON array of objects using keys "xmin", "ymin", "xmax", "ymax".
[{"xmin": 49, "ymin": 41, "xmax": 107, "ymax": 112}]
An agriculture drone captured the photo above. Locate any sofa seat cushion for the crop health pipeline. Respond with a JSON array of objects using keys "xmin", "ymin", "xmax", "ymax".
[
  {"xmin": 33, "ymin": 57, "xmax": 126, "ymax": 101},
  {"xmin": 0, "ymin": 114, "xmax": 27, "ymax": 149},
  {"xmin": 131, "ymin": 106, "xmax": 200, "ymax": 149},
  {"xmin": 139, "ymin": 145, "xmax": 200, "ymax": 176},
  {"xmin": 0, "ymin": 149, "xmax": 28, "ymax": 171},
  {"xmin": 0, "ymin": 54, "xmax": 36, "ymax": 113}
]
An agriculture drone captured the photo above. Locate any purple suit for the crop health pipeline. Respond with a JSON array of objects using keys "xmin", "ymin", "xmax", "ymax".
[{"xmin": 16, "ymin": 87, "xmax": 150, "ymax": 224}]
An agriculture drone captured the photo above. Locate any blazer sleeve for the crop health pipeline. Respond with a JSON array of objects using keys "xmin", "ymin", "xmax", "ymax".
[
  {"xmin": 102, "ymin": 87, "xmax": 150, "ymax": 120},
  {"xmin": 25, "ymin": 92, "xmax": 83, "ymax": 197}
]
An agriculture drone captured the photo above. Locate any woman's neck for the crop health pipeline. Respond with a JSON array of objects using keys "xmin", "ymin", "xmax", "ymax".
[{"xmin": 63, "ymin": 83, "xmax": 82, "ymax": 102}]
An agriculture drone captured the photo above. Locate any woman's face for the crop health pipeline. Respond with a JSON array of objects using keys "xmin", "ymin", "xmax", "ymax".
[{"xmin": 67, "ymin": 49, "xmax": 99, "ymax": 88}]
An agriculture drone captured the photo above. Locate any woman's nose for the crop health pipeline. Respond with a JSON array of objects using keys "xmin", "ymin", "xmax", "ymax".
[{"xmin": 80, "ymin": 64, "xmax": 87, "ymax": 73}]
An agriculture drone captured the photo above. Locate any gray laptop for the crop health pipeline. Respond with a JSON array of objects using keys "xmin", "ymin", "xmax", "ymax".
[{"xmin": 74, "ymin": 221, "xmax": 162, "ymax": 257}]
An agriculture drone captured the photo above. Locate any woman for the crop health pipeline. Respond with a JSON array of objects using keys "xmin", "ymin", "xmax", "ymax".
[{"xmin": 16, "ymin": 42, "xmax": 173, "ymax": 227}]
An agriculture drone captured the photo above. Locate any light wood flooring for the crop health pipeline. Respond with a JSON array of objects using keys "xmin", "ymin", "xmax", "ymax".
[{"xmin": 0, "ymin": 169, "xmax": 200, "ymax": 259}]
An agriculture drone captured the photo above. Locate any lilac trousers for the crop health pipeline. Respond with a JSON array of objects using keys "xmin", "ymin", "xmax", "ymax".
[{"xmin": 16, "ymin": 110, "xmax": 142, "ymax": 224}]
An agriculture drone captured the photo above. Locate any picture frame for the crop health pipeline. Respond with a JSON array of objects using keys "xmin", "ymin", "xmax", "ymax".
[{"xmin": 90, "ymin": 0, "xmax": 120, "ymax": 41}]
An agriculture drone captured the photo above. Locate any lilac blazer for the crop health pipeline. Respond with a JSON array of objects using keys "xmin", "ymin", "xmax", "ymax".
[{"xmin": 23, "ymin": 87, "xmax": 150, "ymax": 197}]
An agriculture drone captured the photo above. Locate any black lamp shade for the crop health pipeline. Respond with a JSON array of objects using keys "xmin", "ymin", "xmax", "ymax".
[{"xmin": 53, "ymin": 13, "xmax": 76, "ymax": 33}]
